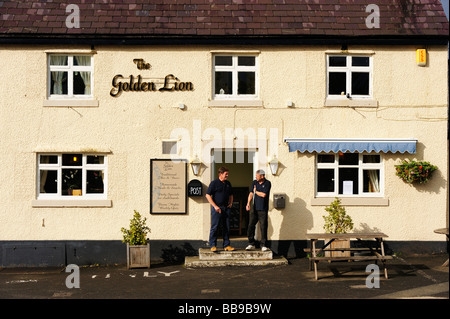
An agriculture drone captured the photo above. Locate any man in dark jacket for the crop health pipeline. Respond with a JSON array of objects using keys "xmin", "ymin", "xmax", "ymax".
[
  {"xmin": 206, "ymin": 167, "xmax": 235, "ymax": 252},
  {"xmin": 246, "ymin": 169, "xmax": 271, "ymax": 251}
]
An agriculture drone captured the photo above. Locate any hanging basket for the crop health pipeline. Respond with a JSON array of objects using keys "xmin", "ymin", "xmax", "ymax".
[{"xmin": 395, "ymin": 160, "xmax": 437, "ymax": 184}]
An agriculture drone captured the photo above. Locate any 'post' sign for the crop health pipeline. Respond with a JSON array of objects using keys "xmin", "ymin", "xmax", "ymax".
[{"xmin": 187, "ymin": 179, "xmax": 203, "ymax": 197}]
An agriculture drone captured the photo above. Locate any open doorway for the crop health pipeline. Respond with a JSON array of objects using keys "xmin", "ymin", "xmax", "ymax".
[{"xmin": 212, "ymin": 149, "xmax": 256, "ymax": 237}]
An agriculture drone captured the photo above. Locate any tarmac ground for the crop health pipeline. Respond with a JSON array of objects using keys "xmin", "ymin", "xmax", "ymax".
[{"xmin": 0, "ymin": 254, "xmax": 448, "ymax": 316}]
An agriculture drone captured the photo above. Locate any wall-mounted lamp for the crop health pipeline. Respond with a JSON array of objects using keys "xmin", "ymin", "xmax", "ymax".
[
  {"xmin": 190, "ymin": 155, "xmax": 202, "ymax": 176},
  {"xmin": 178, "ymin": 103, "xmax": 186, "ymax": 110},
  {"xmin": 269, "ymin": 155, "xmax": 279, "ymax": 176},
  {"xmin": 286, "ymin": 100, "xmax": 294, "ymax": 107}
]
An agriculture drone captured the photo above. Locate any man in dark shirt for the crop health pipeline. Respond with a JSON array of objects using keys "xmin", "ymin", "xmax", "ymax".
[
  {"xmin": 246, "ymin": 169, "xmax": 271, "ymax": 251},
  {"xmin": 206, "ymin": 167, "xmax": 235, "ymax": 252}
]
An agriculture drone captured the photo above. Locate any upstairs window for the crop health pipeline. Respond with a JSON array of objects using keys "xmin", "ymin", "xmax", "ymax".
[
  {"xmin": 213, "ymin": 55, "xmax": 258, "ymax": 100},
  {"xmin": 327, "ymin": 55, "xmax": 372, "ymax": 99},
  {"xmin": 48, "ymin": 55, "xmax": 93, "ymax": 98}
]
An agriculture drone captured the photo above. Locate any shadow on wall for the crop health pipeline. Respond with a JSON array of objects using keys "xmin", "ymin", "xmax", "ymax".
[
  {"xmin": 161, "ymin": 242, "xmax": 198, "ymax": 264},
  {"xmin": 272, "ymin": 196, "xmax": 313, "ymax": 258},
  {"xmin": 411, "ymin": 168, "xmax": 446, "ymax": 195},
  {"xmin": 353, "ymin": 222, "xmax": 382, "ymax": 233}
]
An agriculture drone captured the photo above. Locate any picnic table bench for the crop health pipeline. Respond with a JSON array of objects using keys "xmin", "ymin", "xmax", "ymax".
[
  {"xmin": 434, "ymin": 228, "xmax": 449, "ymax": 267},
  {"xmin": 305, "ymin": 233, "xmax": 393, "ymax": 280}
]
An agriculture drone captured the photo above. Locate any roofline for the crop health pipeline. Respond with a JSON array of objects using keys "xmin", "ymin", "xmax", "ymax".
[{"xmin": 0, "ymin": 34, "xmax": 448, "ymax": 46}]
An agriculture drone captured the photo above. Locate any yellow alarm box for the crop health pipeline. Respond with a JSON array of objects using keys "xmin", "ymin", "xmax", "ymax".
[{"xmin": 416, "ymin": 49, "xmax": 427, "ymax": 66}]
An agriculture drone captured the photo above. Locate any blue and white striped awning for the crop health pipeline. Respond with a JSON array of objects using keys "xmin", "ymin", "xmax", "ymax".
[{"xmin": 284, "ymin": 138, "xmax": 417, "ymax": 154}]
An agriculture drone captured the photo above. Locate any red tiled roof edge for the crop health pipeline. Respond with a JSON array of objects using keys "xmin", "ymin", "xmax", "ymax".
[{"xmin": 0, "ymin": 0, "xmax": 448, "ymax": 41}]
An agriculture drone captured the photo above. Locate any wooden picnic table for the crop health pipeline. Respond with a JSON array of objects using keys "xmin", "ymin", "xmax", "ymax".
[
  {"xmin": 434, "ymin": 228, "xmax": 449, "ymax": 267},
  {"xmin": 305, "ymin": 233, "xmax": 393, "ymax": 281}
]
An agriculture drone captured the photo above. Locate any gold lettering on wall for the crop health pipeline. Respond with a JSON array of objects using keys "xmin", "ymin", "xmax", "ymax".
[
  {"xmin": 133, "ymin": 59, "xmax": 151, "ymax": 70},
  {"xmin": 110, "ymin": 59, "xmax": 194, "ymax": 97}
]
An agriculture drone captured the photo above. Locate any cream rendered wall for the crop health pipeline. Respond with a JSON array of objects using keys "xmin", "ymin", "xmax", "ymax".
[{"xmin": 0, "ymin": 44, "xmax": 447, "ymax": 243}]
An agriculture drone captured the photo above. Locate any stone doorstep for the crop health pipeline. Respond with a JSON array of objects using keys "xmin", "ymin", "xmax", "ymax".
[
  {"xmin": 185, "ymin": 248, "xmax": 288, "ymax": 267},
  {"xmin": 185, "ymin": 256, "xmax": 289, "ymax": 268},
  {"xmin": 199, "ymin": 248, "xmax": 273, "ymax": 261}
]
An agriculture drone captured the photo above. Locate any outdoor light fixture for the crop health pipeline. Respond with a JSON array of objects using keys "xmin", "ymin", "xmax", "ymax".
[
  {"xmin": 269, "ymin": 155, "xmax": 279, "ymax": 176},
  {"xmin": 190, "ymin": 155, "xmax": 202, "ymax": 176}
]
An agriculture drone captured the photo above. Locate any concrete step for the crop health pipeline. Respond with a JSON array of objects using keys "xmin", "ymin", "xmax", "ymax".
[
  {"xmin": 185, "ymin": 255, "xmax": 289, "ymax": 268},
  {"xmin": 199, "ymin": 248, "xmax": 273, "ymax": 260}
]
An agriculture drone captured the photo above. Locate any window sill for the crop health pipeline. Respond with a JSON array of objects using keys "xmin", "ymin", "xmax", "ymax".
[
  {"xmin": 32, "ymin": 199, "xmax": 112, "ymax": 207},
  {"xmin": 43, "ymin": 99, "xmax": 99, "ymax": 107},
  {"xmin": 311, "ymin": 197, "xmax": 389, "ymax": 206},
  {"xmin": 208, "ymin": 100, "xmax": 263, "ymax": 108},
  {"xmin": 325, "ymin": 98, "xmax": 378, "ymax": 108}
]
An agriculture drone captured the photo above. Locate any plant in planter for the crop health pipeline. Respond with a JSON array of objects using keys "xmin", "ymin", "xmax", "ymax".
[
  {"xmin": 322, "ymin": 198, "xmax": 354, "ymax": 257},
  {"xmin": 121, "ymin": 210, "xmax": 151, "ymax": 269},
  {"xmin": 323, "ymin": 198, "xmax": 354, "ymax": 234},
  {"xmin": 395, "ymin": 160, "xmax": 438, "ymax": 184}
]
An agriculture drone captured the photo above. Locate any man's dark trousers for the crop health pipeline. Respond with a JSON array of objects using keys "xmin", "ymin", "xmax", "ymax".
[
  {"xmin": 209, "ymin": 206, "xmax": 231, "ymax": 248},
  {"xmin": 247, "ymin": 209, "xmax": 268, "ymax": 247}
]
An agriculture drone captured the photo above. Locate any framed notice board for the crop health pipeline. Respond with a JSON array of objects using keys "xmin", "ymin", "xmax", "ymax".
[{"xmin": 150, "ymin": 159, "xmax": 187, "ymax": 214}]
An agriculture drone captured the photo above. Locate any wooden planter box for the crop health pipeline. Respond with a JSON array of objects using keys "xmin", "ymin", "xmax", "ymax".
[
  {"xmin": 127, "ymin": 243, "xmax": 150, "ymax": 269},
  {"xmin": 325, "ymin": 239, "xmax": 351, "ymax": 258}
]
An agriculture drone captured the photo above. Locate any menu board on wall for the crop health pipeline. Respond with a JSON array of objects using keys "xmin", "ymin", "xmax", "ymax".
[{"xmin": 150, "ymin": 159, "xmax": 187, "ymax": 214}]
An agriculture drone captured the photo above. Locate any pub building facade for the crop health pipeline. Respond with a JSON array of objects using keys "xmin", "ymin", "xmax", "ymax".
[{"xmin": 0, "ymin": 0, "xmax": 448, "ymax": 266}]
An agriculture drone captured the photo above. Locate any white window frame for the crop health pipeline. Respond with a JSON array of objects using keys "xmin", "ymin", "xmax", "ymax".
[
  {"xmin": 212, "ymin": 54, "xmax": 259, "ymax": 100},
  {"xmin": 37, "ymin": 153, "xmax": 107, "ymax": 200},
  {"xmin": 326, "ymin": 55, "xmax": 373, "ymax": 100},
  {"xmin": 47, "ymin": 54, "xmax": 94, "ymax": 100},
  {"xmin": 315, "ymin": 153, "xmax": 384, "ymax": 198}
]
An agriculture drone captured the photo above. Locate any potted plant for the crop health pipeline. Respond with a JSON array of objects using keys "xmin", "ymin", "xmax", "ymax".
[
  {"xmin": 395, "ymin": 160, "xmax": 438, "ymax": 184},
  {"xmin": 121, "ymin": 210, "xmax": 151, "ymax": 269},
  {"xmin": 322, "ymin": 198, "xmax": 354, "ymax": 257}
]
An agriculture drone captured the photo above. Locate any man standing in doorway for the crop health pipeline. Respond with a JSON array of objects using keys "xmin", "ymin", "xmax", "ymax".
[
  {"xmin": 246, "ymin": 170, "xmax": 271, "ymax": 251},
  {"xmin": 206, "ymin": 167, "xmax": 235, "ymax": 252}
]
